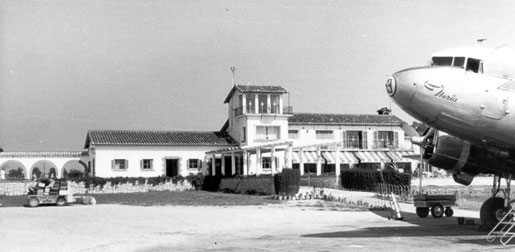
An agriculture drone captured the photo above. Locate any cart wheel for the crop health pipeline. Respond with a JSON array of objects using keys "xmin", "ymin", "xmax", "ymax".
[
  {"xmin": 56, "ymin": 197, "xmax": 66, "ymax": 206},
  {"xmin": 416, "ymin": 207, "xmax": 429, "ymax": 218},
  {"xmin": 28, "ymin": 197, "xmax": 39, "ymax": 208},
  {"xmin": 445, "ymin": 207, "xmax": 454, "ymax": 217},
  {"xmin": 431, "ymin": 204, "xmax": 444, "ymax": 218}
]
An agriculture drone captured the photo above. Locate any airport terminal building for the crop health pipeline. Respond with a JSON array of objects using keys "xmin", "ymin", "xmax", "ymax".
[{"xmin": 0, "ymin": 84, "xmax": 417, "ymax": 179}]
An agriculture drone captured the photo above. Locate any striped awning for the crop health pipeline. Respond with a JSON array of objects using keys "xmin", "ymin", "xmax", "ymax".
[
  {"xmin": 292, "ymin": 151, "xmax": 321, "ymax": 164},
  {"xmin": 354, "ymin": 151, "xmax": 391, "ymax": 163},
  {"xmin": 386, "ymin": 151, "xmax": 417, "ymax": 163},
  {"xmin": 322, "ymin": 151, "xmax": 358, "ymax": 164}
]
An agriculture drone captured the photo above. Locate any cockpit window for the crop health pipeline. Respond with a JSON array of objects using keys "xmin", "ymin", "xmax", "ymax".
[
  {"xmin": 466, "ymin": 58, "xmax": 483, "ymax": 73},
  {"xmin": 453, "ymin": 57, "xmax": 465, "ymax": 68},
  {"xmin": 432, "ymin": 57, "xmax": 452, "ymax": 66}
]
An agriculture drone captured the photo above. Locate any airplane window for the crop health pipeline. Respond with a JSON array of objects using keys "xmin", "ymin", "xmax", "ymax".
[
  {"xmin": 466, "ymin": 58, "xmax": 482, "ymax": 73},
  {"xmin": 453, "ymin": 57, "xmax": 465, "ymax": 68},
  {"xmin": 432, "ymin": 57, "xmax": 452, "ymax": 66}
]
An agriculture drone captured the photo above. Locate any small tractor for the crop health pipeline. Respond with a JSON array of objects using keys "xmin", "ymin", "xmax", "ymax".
[{"xmin": 27, "ymin": 179, "xmax": 73, "ymax": 207}]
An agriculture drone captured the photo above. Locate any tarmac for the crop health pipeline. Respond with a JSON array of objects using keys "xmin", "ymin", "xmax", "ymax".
[{"xmin": 0, "ymin": 197, "xmax": 509, "ymax": 252}]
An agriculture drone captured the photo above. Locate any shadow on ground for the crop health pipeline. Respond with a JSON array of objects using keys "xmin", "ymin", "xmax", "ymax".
[{"xmin": 301, "ymin": 210, "xmax": 501, "ymax": 247}]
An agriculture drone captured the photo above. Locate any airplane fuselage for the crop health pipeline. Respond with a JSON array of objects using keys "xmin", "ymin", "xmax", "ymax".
[
  {"xmin": 388, "ymin": 47, "xmax": 515, "ymax": 152},
  {"xmin": 389, "ymin": 67, "xmax": 515, "ymax": 150}
]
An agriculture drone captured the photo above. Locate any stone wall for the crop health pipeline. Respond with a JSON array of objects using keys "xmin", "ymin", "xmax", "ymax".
[{"xmin": 0, "ymin": 180, "xmax": 194, "ymax": 196}]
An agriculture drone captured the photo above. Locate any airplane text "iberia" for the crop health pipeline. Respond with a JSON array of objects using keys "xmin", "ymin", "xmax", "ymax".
[{"xmin": 434, "ymin": 90, "xmax": 458, "ymax": 102}]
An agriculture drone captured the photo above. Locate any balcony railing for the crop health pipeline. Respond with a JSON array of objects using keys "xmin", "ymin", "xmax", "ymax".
[
  {"xmin": 283, "ymin": 106, "xmax": 293, "ymax": 115},
  {"xmin": 233, "ymin": 106, "xmax": 294, "ymax": 116}
]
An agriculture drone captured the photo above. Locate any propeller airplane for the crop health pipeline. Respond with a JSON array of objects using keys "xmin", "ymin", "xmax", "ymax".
[{"xmin": 386, "ymin": 45, "xmax": 515, "ymax": 229}]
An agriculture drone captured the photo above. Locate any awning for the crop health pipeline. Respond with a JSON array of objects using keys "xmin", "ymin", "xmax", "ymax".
[
  {"xmin": 386, "ymin": 151, "xmax": 417, "ymax": 163},
  {"xmin": 354, "ymin": 151, "xmax": 391, "ymax": 163},
  {"xmin": 292, "ymin": 151, "xmax": 321, "ymax": 164},
  {"xmin": 322, "ymin": 151, "xmax": 358, "ymax": 164}
]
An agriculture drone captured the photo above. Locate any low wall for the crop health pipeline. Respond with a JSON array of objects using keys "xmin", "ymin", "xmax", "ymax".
[{"xmin": 0, "ymin": 180, "xmax": 194, "ymax": 196}]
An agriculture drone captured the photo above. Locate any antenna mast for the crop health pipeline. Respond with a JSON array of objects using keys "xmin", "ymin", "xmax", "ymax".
[{"xmin": 230, "ymin": 67, "xmax": 236, "ymax": 86}]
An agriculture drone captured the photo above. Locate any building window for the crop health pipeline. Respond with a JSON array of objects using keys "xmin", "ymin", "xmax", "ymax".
[
  {"xmin": 141, "ymin": 159, "xmax": 153, "ymax": 170},
  {"xmin": 270, "ymin": 94, "xmax": 280, "ymax": 114},
  {"xmin": 262, "ymin": 157, "xmax": 278, "ymax": 170},
  {"xmin": 242, "ymin": 127, "xmax": 246, "ymax": 142},
  {"xmin": 246, "ymin": 94, "xmax": 255, "ymax": 114},
  {"xmin": 374, "ymin": 131, "xmax": 399, "ymax": 149},
  {"xmin": 344, "ymin": 131, "xmax": 368, "ymax": 149},
  {"xmin": 256, "ymin": 126, "xmax": 280, "ymax": 141},
  {"xmin": 288, "ymin": 129, "xmax": 299, "ymax": 139},
  {"xmin": 258, "ymin": 94, "xmax": 268, "ymax": 113},
  {"xmin": 112, "ymin": 159, "xmax": 128, "ymax": 171},
  {"xmin": 188, "ymin": 159, "xmax": 201, "ymax": 169},
  {"xmin": 316, "ymin": 130, "xmax": 333, "ymax": 140}
]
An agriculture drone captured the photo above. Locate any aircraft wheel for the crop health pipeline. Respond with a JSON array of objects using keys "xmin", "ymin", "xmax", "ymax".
[
  {"xmin": 431, "ymin": 204, "xmax": 444, "ymax": 218},
  {"xmin": 480, "ymin": 197, "xmax": 507, "ymax": 229},
  {"xmin": 28, "ymin": 197, "xmax": 39, "ymax": 208},
  {"xmin": 445, "ymin": 207, "xmax": 454, "ymax": 217},
  {"xmin": 56, "ymin": 197, "xmax": 66, "ymax": 206},
  {"xmin": 416, "ymin": 207, "xmax": 429, "ymax": 218}
]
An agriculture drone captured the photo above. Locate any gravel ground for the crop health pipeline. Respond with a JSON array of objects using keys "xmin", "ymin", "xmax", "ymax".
[{"xmin": 0, "ymin": 199, "xmax": 507, "ymax": 252}]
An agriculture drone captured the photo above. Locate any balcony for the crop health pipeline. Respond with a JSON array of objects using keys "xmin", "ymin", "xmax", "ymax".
[
  {"xmin": 233, "ymin": 106, "xmax": 293, "ymax": 116},
  {"xmin": 283, "ymin": 106, "xmax": 293, "ymax": 115}
]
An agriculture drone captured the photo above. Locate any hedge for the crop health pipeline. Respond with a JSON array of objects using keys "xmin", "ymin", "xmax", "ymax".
[
  {"xmin": 67, "ymin": 175, "xmax": 204, "ymax": 190},
  {"xmin": 274, "ymin": 169, "xmax": 300, "ymax": 195},
  {"xmin": 341, "ymin": 169, "xmax": 411, "ymax": 191}
]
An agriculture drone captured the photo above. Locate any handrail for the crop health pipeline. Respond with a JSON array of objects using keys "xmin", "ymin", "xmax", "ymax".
[{"xmin": 487, "ymin": 207, "xmax": 515, "ymax": 245}]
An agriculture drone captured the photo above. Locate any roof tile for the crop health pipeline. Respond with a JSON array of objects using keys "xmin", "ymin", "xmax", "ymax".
[
  {"xmin": 85, "ymin": 130, "xmax": 237, "ymax": 148},
  {"xmin": 288, "ymin": 113, "xmax": 405, "ymax": 126}
]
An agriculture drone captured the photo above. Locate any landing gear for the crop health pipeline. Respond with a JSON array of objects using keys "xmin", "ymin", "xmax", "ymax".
[{"xmin": 480, "ymin": 174, "xmax": 513, "ymax": 229}]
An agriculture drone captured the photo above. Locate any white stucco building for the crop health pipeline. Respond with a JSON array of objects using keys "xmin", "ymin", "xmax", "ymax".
[{"xmin": 0, "ymin": 84, "xmax": 418, "ymax": 179}]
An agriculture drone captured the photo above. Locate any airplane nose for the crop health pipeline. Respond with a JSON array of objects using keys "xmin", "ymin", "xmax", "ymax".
[{"xmin": 386, "ymin": 70, "xmax": 418, "ymax": 110}]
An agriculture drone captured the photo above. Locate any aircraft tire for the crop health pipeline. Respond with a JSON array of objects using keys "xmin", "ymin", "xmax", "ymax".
[{"xmin": 480, "ymin": 197, "xmax": 506, "ymax": 229}]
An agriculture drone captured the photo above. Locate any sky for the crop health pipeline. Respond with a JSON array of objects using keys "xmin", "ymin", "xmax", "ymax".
[{"xmin": 2, "ymin": 0, "xmax": 515, "ymax": 151}]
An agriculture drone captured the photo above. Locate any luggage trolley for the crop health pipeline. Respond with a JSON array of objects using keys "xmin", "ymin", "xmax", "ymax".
[{"xmin": 413, "ymin": 193, "xmax": 456, "ymax": 218}]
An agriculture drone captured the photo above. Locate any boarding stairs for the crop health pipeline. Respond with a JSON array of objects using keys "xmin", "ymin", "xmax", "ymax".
[{"xmin": 487, "ymin": 208, "xmax": 515, "ymax": 246}]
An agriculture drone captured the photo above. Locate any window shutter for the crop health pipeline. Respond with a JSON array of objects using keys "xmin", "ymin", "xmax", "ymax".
[
  {"xmin": 140, "ymin": 160, "xmax": 143, "ymax": 169},
  {"xmin": 187, "ymin": 159, "xmax": 190, "ymax": 169},
  {"xmin": 198, "ymin": 159, "xmax": 202, "ymax": 170},
  {"xmin": 362, "ymin": 131, "xmax": 368, "ymax": 149},
  {"xmin": 341, "ymin": 131, "xmax": 347, "ymax": 148},
  {"xmin": 394, "ymin": 132, "xmax": 399, "ymax": 148},
  {"xmin": 373, "ymin": 131, "xmax": 378, "ymax": 149},
  {"xmin": 125, "ymin": 160, "xmax": 128, "ymax": 170},
  {"xmin": 111, "ymin": 160, "xmax": 115, "ymax": 170}
]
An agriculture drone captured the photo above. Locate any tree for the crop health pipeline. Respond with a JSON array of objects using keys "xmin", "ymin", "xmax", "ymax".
[
  {"xmin": 8, "ymin": 167, "xmax": 25, "ymax": 180},
  {"xmin": 32, "ymin": 167, "xmax": 42, "ymax": 180}
]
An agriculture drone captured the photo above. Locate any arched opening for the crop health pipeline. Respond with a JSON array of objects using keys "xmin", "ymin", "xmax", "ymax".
[
  {"xmin": 0, "ymin": 160, "xmax": 27, "ymax": 180},
  {"xmin": 62, "ymin": 160, "xmax": 87, "ymax": 179},
  {"xmin": 30, "ymin": 160, "xmax": 58, "ymax": 180}
]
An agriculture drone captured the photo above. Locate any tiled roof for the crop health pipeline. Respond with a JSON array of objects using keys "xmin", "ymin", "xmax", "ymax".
[
  {"xmin": 84, "ymin": 130, "xmax": 237, "ymax": 148},
  {"xmin": 224, "ymin": 84, "xmax": 288, "ymax": 103},
  {"xmin": 288, "ymin": 113, "xmax": 405, "ymax": 126},
  {"xmin": 0, "ymin": 151, "xmax": 87, "ymax": 158}
]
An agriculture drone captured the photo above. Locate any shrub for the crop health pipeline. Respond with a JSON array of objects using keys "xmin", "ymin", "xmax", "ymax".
[
  {"xmin": 7, "ymin": 168, "xmax": 25, "ymax": 180},
  {"xmin": 341, "ymin": 169, "xmax": 411, "ymax": 191},
  {"xmin": 202, "ymin": 175, "xmax": 222, "ymax": 192},
  {"xmin": 218, "ymin": 175, "xmax": 275, "ymax": 195},
  {"xmin": 274, "ymin": 169, "xmax": 300, "ymax": 195}
]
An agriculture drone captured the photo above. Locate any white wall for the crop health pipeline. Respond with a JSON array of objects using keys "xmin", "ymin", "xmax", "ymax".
[{"xmin": 91, "ymin": 145, "xmax": 233, "ymax": 178}]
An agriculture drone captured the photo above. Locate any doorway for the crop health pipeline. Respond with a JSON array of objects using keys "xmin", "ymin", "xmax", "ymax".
[{"xmin": 166, "ymin": 159, "xmax": 179, "ymax": 177}]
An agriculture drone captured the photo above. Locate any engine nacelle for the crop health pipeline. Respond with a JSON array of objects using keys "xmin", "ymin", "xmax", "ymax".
[{"xmin": 426, "ymin": 134, "xmax": 482, "ymax": 185}]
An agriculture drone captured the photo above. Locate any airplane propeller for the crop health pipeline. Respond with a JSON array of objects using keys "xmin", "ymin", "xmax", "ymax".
[{"xmin": 410, "ymin": 127, "xmax": 439, "ymax": 192}]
